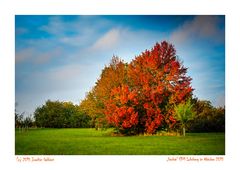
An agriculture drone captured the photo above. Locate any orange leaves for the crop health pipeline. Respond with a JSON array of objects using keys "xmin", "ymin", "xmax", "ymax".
[
  {"xmin": 111, "ymin": 87, "xmax": 120, "ymax": 96},
  {"xmin": 143, "ymin": 103, "xmax": 149, "ymax": 109},
  {"xmin": 130, "ymin": 112, "xmax": 138, "ymax": 125},
  {"xmin": 95, "ymin": 56, "xmax": 127, "ymax": 104},
  {"xmin": 169, "ymin": 115, "xmax": 176, "ymax": 124},
  {"xmin": 111, "ymin": 85, "xmax": 138, "ymax": 105},
  {"xmin": 120, "ymin": 95, "xmax": 128, "ymax": 105},
  {"xmin": 117, "ymin": 107, "xmax": 126, "ymax": 118},
  {"xmin": 101, "ymin": 41, "xmax": 193, "ymax": 135},
  {"xmin": 123, "ymin": 85, "xmax": 129, "ymax": 93},
  {"xmin": 164, "ymin": 64, "xmax": 170, "ymax": 73},
  {"xmin": 145, "ymin": 114, "xmax": 163, "ymax": 134},
  {"xmin": 170, "ymin": 60, "xmax": 180, "ymax": 72},
  {"xmin": 156, "ymin": 86, "xmax": 164, "ymax": 94},
  {"xmin": 146, "ymin": 121, "xmax": 156, "ymax": 134},
  {"xmin": 104, "ymin": 85, "xmax": 139, "ymax": 132},
  {"xmin": 128, "ymin": 92, "xmax": 136, "ymax": 101},
  {"xmin": 144, "ymin": 103, "xmax": 163, "ymax": 133},
  {"xmin": 107, "ymin": 105, "xmax": 138, "ymax": 130},
  {"xmin": 122, "ymin": 120, "xmax": 131, "ymax": 128}
]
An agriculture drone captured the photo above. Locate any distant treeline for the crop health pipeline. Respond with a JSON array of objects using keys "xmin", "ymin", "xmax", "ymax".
[
  {"xmin": 189, "ymin": 99, "xmax": 225, "ymax": 132},
  {"xmin": 15, "ymin": 98, "xmax": 224, "ymax": 132}
]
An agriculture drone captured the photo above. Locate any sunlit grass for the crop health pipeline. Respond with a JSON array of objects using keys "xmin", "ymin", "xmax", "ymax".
[{"xmin": 15, "ymin": 128, "xmax": 225, "ymax": 155}]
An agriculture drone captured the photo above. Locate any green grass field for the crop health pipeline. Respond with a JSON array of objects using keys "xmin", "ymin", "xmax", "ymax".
[{"xmin": 15, "ymin": 128, "xmax": 225, "ymax": 155}]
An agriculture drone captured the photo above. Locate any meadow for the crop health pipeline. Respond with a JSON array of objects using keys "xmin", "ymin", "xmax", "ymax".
[{"xmin": 15, "ymin": 128, "xmax": 225, "ymax": 155}]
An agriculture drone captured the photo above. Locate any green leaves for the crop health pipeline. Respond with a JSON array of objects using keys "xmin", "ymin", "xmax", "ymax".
[
  {"xmin": 174, "ymin": 99, "xmax": 195, "ymax": 136},
  {"xmin": 174, "ymin": 99, "xmax": 195, "ymax": 123},
  {"xmin": 34, "ymin": 100, "xmax": 91, "ymax": 128}
]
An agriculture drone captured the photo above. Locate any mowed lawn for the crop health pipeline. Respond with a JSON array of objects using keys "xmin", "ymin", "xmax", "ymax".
[{"xmin": 15, "ymin": 128, "xmax": 225, "ymax": 155}]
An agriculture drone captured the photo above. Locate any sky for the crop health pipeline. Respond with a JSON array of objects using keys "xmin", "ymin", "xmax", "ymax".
[{"xmin": 15, "ymin": 15, "xmax": 225, "ymax": 116}]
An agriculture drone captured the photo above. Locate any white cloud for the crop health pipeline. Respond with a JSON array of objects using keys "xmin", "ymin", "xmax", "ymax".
[
  {"xmin": 39, "ymin": 16, "xmax": 111, "ymax": 48},
  {"xmin": 16, "ymin": 47, "xmax": 62, "ymax": 64},
  {"xmin": 170, "ymin": 16, "xmax": 224, "ymax": 44},
  {"xmin": 90, "ymin": 28, "xmax": 121, "ymax": 51},
  {"xmin": 40, "ymin": 16, "xmax": 65, "ymax": 36}
]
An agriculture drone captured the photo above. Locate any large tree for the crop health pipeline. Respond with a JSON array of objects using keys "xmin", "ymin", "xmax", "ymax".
[{"xmin": 104, "ymin": 41, "xmax": 193, "ymax": 134}]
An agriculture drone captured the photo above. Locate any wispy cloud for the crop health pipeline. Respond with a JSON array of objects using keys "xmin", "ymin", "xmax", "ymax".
[
  {"xmin": 39, "ymin": 16, "xmax": 111, "ymax": 47},
  {"xmin": 90, "ymin": 28, "xmax": 121, "ymax": 51},
  {"xmin": 16, "ymin": 46, "xmax": 62, "ymax": 64},
  {"xmin": 16, "ymin": 47, "xmax": 35, "ymax": 63},
  {"xmin": 40, "ymin": 16, "xmax": 67, "ymax": 36},
  {"xmin": 170, "ymin": 16, "xmax": 224, "ymax": 45}
]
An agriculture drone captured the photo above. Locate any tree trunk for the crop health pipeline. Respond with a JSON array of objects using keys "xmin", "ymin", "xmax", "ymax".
[{"xmin": 183, "ymin": 126, "xmax": 186, "ymax": 136}]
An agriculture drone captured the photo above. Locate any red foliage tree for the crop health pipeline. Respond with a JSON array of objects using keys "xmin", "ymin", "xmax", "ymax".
[
  {"xmin": 127, "ymin": 41, "xmax": 193, "ymax": 134},
  {"xmin": 104, "ymin": 41, "xmax": 193, "ymax": 134}
]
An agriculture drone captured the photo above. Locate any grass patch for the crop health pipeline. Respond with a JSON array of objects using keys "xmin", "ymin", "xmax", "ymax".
[{"xmin": 15, "ymin": 128, "xmax": 225, "ymax": 155}]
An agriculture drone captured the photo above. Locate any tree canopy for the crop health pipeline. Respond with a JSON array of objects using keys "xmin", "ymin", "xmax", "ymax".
[{"xmin": 83, "ymin": 41, "xmax": 193, "ymax": 135}]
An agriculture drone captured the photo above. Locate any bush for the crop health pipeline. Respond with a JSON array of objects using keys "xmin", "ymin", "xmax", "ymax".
[{"xmin": 189, "ymin": 99, "xmax": 225, "ymax": 132}]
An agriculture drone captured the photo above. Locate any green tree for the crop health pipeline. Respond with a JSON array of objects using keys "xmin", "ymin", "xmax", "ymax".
[
  {"xmin": 34, "ymin": 100, "xmax": 91, "ymax": 128},
  {"xmin": 174, "ymin": 99, "xmax": 195, "ymax": 136},
  {"xmin": 79, "ymin": 90, "xmax": 103, "ymax": 129}
]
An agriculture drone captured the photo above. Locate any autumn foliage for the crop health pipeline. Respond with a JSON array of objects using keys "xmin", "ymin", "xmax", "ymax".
[
  {"xmin": 80, "ymin": 57, "xmax": 127, "ymax": 129},
  {"xmin": 105, "ymin": 85, "xmax": 139, "ymax": 134},
  {"xmin": 126, "ymin": 41, "xmax": 193, "ymax": 134},
  {"xmin": 82, "ymin": 41, "xmax": 193, "ymax": 135}
]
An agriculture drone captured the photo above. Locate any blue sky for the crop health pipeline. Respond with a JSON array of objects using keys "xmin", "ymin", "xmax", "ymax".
[{"xmin": 15, "ymin": 15, "xmax": 225, "ymax": 116}]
